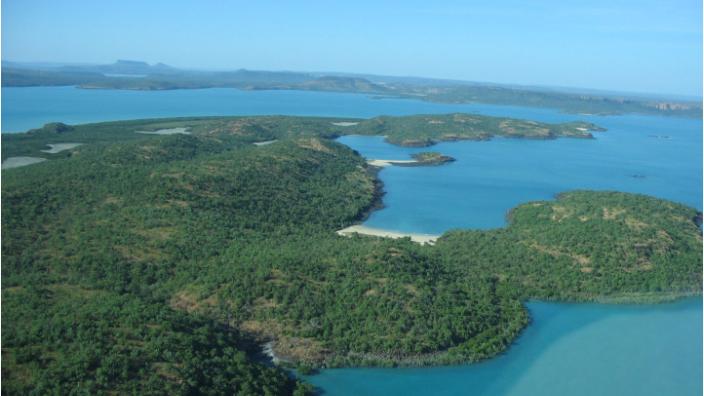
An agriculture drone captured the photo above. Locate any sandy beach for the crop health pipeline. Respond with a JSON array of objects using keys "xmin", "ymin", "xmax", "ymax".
[
  {"xmin": 332, "ymin": 122, "xmax": 359, "ymax": 127},
  {"xmin": 336, "ymin": 224, "xmax": 439, "ymax": 244},
  {"xmin": 367, "ymin": 159, "xmax": 419, "ymax": 167}
]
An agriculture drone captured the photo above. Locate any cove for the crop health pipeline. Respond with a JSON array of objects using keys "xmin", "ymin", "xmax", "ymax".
[
  {"xmin": 305, "ymin": 298, "xmax": 703, "ymax": 396},
  {"xmin": 337, "ymin": 110, "xmax": 702, "ymax": 233}
]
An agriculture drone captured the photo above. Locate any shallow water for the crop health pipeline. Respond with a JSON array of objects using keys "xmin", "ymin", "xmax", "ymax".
[
  {"xmin": 2, "ymin": 86, "xmax": 701, "ymax": 396},
  {"xmin": 306, "ymin": 298, "xmax": 703, "ymax": 396}
]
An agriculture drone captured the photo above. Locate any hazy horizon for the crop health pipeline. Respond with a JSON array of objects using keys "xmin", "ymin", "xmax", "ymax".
[
  {"xmin": 2, "ymin": 0, "xmax": 702, "ymax": 97},
  {"xmin": 4, "ymin": 57, "xmax": 702, "ymax": 102}
]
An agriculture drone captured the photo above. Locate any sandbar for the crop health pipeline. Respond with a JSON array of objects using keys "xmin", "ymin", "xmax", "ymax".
[
  {"xmin": 367, "ymin": 159, "xmax": 419, "ymax": 167},
  {"xmin": 253, "ymin": 140, "xmax": 277, "ymax": 146}
]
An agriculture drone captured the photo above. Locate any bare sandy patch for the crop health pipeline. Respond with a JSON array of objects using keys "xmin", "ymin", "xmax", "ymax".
[
  {"xmin": 602, "ymin": 207, "xmax": 626, "ymax": 220},
  {"xmin": 298, "ymin": 138, "xmax": 332, "ymax": 153},
  {"xmin": 41, "ymin": 143, "xmax": 83, "ymax": 153},
  {"xmin": 332, "ymin": 122, "xmax": 359, "ymax": 127},
  {"xmin": 336, "ymin": 224, "xmax": 438, "ymax": 244},
  {"xmin": 253, "ymin": 140, "xmax": 277, "ymax": 146},
  {"xmin": 2, "ymin": 156, "xmax": 47, "ymax": 169},
  {"xmin": 625, "ymin": 217, "xmax": 649, "ymax": 230},
  {"xmin": 136, "ymin": 127, "xmax": 191, "ymax": 135},
  {"xmin": 550, "ymin": 205, "xmax": 571, "ymax": 221},
  {"xmin": 528, "ymin": 241, "xmax": 591, "ymax": 266}
]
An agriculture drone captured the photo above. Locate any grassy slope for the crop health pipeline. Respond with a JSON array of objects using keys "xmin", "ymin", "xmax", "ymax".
[{"xmin": 2, "ymin": 116, "xmax": 701, "ymax": 393}]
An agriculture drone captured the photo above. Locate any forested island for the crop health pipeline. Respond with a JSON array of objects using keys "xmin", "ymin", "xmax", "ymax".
[
  {"xmin": 407, "ymin": 152, "xmax": 456, "ymax": 166},
  {"xmin": 3, "ymin": 60, "xmax": 702, "ymax": 118},
  {"xmin": 2, "ymin": 115, "xmax": 701, "ymax": 395}
]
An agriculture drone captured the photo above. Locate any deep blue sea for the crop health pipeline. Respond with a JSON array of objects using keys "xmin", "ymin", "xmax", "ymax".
[{"xmin": 2, "ymin": 86, "xmax": 702, "ymax": 396}]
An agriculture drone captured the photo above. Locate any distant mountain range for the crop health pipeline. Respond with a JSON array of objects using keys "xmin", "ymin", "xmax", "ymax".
[{"xmin": 2, "ymin": 60, "xmax": 701, "ymax": 117}]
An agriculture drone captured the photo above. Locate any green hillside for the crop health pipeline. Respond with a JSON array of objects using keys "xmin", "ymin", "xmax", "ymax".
[{"xmin": 2, "ymin": 115, "xmax": 701, "ymax": 394}]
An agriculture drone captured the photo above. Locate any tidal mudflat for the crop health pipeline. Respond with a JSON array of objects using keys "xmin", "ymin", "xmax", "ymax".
[
  {"xmin": 1, "ymin": 156, "xmax": 47, "ymax": 169},
  {"xmin": 41, "ymin": 143, "xmax": 83, "ymax": 153},
  {"xmin": 136, "ymin": 127, "xmax": 190, "ymax": 135}
]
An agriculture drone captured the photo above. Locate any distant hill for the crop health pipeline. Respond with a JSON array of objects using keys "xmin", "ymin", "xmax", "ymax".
[
  {"xmin": 2, "ymin": 60, "xmax": 700, "ymax": 117},
  {"xmin": 2, "ymin": 67, "xmax": 106, "ymax": 86}
]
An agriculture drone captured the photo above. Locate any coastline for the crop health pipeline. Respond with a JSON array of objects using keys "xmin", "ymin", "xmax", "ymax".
[
  {"xmin": 367, "ymin": 159, "xmax": 419, "ymax": 167},
  {"xmin": 336, "ymin": 224, "xmax": 439, "ymax": 244}
]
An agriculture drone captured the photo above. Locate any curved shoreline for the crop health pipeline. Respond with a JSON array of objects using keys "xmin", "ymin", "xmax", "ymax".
[
  {"xmin": 367, "ymin": 159, "xmax": 419, "ymax": 167},
  {"xmin": 336, "ymin": 224, "xmax": 439, "ymax": 244}
]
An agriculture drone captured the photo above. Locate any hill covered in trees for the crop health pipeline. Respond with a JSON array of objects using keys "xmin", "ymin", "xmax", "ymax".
[
  {"xmin": 1, "ymin": 112, "xmax": 602, "ymax": 160},
  {"xmin": 2, "ymin": 115, "xmax": 701, "ymax": 394}
]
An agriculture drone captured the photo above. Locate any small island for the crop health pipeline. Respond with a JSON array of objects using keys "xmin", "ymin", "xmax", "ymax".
[
  {"xmin": 367, "ymin": 152, "xmax": 455, "ymax": 168},
  {"xmin": 406, "ymin": 152, "xmax": 456, "ymax": 166},
  {"xmin": 335, "ymin": 113, "xmax": 606, "ymax": 147}
]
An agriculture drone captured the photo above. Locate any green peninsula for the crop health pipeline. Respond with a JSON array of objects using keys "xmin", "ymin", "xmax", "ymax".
[
  {"xmin": 1, "ymin": 113, "xmax": 603, "ymax": 161},
  {"xmin": 2, "ymin": 115, "xmax": 701, "ymax": 395}
]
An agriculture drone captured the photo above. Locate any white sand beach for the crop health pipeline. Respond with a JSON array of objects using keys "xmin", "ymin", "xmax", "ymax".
[
  {"xmin": 336, "ymin": 224, "xmax": 439, "ymax": 244},
  {"xmin": 331, "ymin": 122, "xmax": 359, "ymax": 127},
  {"xmin": 2, "ymin": 156, "xmax": 47, "ymax": 169},
  {"xmin": 253, "ymin": 140, "xmax": 277, "ymax": 146},
  {"xmin": 367, "ymin": 159, "xmax": 419, "ymax": 167},
  {"xmin": 136, "ymin": 127, "xmax": 191, "ymax": 135},
  {"xmin": 41, "ymin": 143, "xmax": 83, "ymax": 153}
]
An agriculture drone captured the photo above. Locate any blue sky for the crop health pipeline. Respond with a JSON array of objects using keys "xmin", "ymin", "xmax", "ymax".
[{"xmin": 2, "ymin": 0, "xmax": 702, "ymax": 96}]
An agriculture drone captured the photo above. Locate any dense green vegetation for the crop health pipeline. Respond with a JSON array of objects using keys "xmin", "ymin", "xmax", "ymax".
[
  {"xmin": 2, "ymin": 285, "xmax": 306, "ymax": 395},
  {"xmin": 1, "ymin": 113, "xmax": 603, "ymax": 162},
  {"xmin": 393, "ymin": 83, "xmax": 702, "ymax": 118},
  {"xmin": 3, "ymin": 61, "xmax": 701, "ymax": 117},
  {"xmin": 2, "ymin": 116, "xmax": 701, "ymax": 394},
  {"xmin": 407, "ymin": 152, "xmax": 456, "ymax": 166},
  {"xmin": 343, "ymin": 113, "xmax": 603, "ymax": 147}
]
